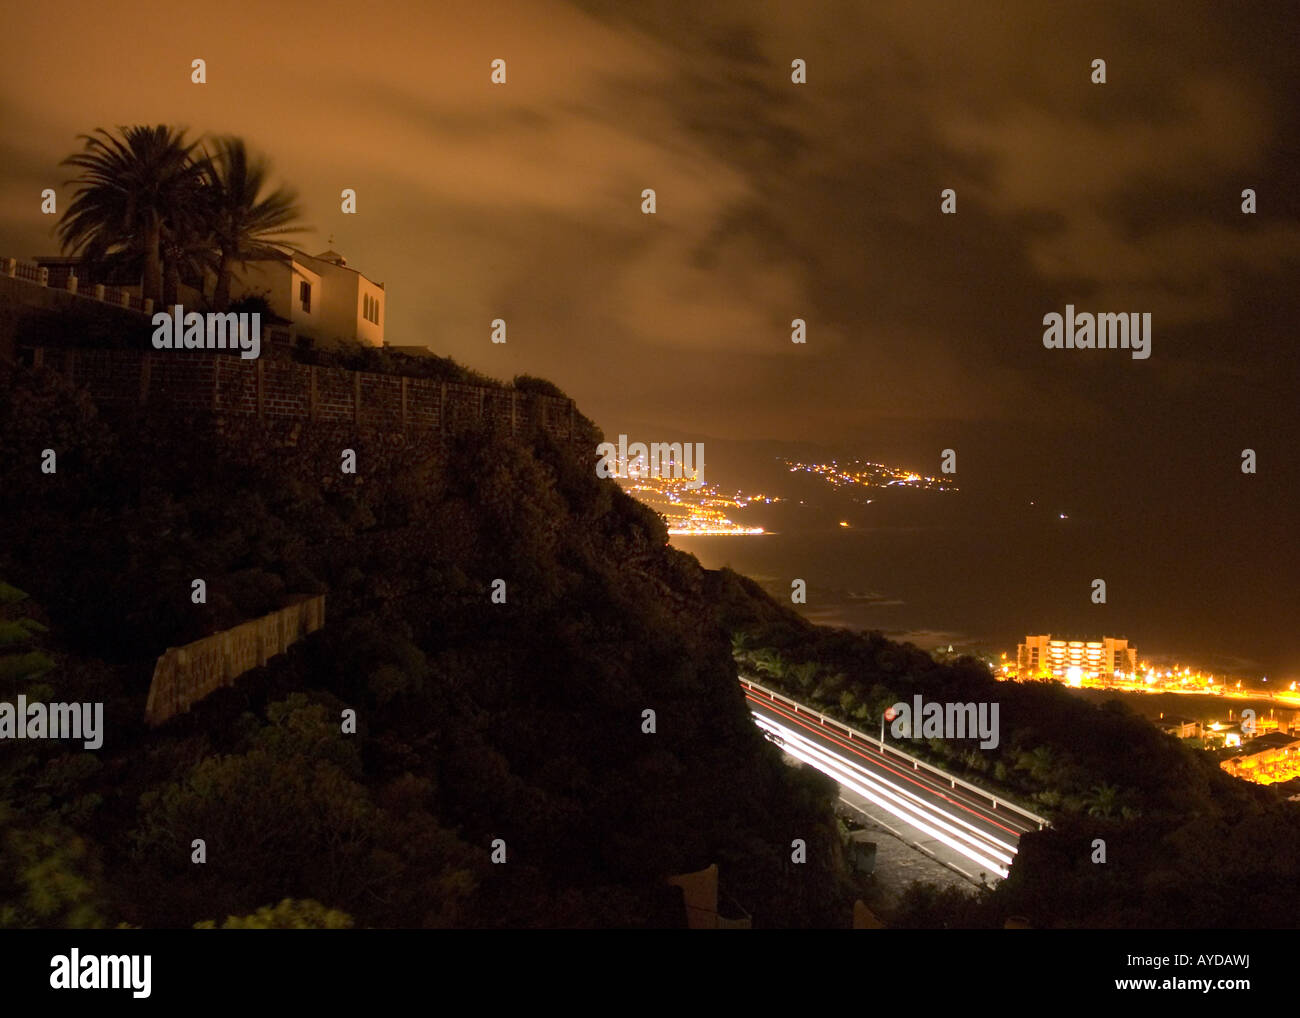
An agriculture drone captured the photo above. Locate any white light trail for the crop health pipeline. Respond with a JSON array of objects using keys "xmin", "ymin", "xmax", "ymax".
[{"xmin": 755, "ymin": 713, "xmax": 1016, "ymax": 878}]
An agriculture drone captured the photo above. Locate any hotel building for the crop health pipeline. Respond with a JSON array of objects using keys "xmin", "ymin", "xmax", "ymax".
[{"xmin": 1016, "ymin": 635, "xmax": 1137, "ymax": 681}]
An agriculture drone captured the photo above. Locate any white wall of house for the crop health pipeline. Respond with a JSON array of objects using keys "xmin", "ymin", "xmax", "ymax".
[
  {"xmin": 304, "ymin": 256, "xmax": 383, "ymax": 347},
  {"xmin": 290, "ymin": 262, "xmax": 324, "ymax": 334},
  {"xmin": 234, "ymin": 258, "xmax": 322, "ymax": 334},
  {"xmin": 229, "ymin": 250, "xmax": 383, "ymax": 347},
  {"xmin": 312, "ymin": 263, "xmax": 360, "ymax": 346},
  {"xmin": 356, "ymin": 278, "xmax": 384, "ymax": 346}
]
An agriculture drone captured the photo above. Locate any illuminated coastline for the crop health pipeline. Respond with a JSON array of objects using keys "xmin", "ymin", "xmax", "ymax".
[
  {"xmin": 617, "ymin": 454, "xmax": 957, "ymax": 535},
  {"xmin": 784, "ymin": 458, "xmax": 957, "ymax": 494},
  {"xmin": 616, "ymin": 468, "xmax": 776, "ymax": 537}
]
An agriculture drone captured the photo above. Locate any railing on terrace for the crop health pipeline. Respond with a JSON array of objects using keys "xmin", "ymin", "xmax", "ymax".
[
  {"xmin": 3, "ymin": 256, "xmax": 151, "ymax": 313},
  {"xmin": 739, "ymin": 675, "xmax": 1051, "ymax": 829}
]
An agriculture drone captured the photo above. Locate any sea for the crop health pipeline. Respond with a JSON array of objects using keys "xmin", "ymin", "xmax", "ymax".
[{"xmin": 671, "ymin": 482, "xmax": 1299, "ymax": 683}]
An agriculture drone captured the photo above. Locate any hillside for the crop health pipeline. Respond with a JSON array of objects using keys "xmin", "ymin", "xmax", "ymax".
[
  {"xmin": 4, "ymin": 339, "xmax": 1298, "ymax": 930},
  {"xmin": 0, "ymin": 351, "xmax": 850, "ymax": 928}
]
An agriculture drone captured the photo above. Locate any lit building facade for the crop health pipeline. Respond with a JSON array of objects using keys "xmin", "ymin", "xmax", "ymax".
[
  {"xmin": 1016, "ymin": 635, "xmax": 1137, "ymax": 681},
  {"xmin": 1220, "ymin": 733, "xmax": 1300, "ymax": 785}
]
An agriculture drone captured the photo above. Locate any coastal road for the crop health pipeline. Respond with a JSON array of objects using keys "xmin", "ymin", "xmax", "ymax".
[{"xmin": 743, "ymin": 684, "xmax": 1043, "ymax": 884}]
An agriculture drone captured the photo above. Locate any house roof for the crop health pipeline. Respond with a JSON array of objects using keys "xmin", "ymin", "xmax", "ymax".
[
  {"xmin": 247, "ymin": 248, "xmax": 383, "ymax": 288},
  {"xmin": 1245, "ymin": 732, "xmax": 1300, "ymax": 752}
]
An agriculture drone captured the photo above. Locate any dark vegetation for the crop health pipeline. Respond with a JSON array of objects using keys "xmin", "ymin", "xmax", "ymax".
[
  {"xmin": 0, "ymin": 355, "xmax": 851, "ymax": 928},
  {"xmin": 6, "ymin": 343, "xmax": 1298, "ymax": 927},
  {"xmin": 285, "ymin": 334, "xmax": 512, "ymax": 387}
]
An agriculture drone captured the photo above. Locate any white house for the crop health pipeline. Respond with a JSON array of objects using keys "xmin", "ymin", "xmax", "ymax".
[
  {"xmin": 232, "ymin": 248, "xmax": 384, "ymax": 347},
  {"xmin": 28, "ymin": 247, "xmax": 386, "ymax": 348}
]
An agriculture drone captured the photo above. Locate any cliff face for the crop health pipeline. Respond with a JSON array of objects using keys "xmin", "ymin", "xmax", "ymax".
[{"xmin": 0, "ymin": 355, "xmax": 850, "ymax": 928}]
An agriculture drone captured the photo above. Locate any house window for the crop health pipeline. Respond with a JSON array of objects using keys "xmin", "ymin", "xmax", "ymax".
[
  {"xmin": 299, "ymin": 281, "xmax": 312, "ymax": 313},
  {"xmin": 363, "ymin": 294, "xmax": 379, "ymax": 324}
]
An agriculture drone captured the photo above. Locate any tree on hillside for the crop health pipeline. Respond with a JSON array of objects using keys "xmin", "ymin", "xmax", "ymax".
[
  {"xmin": 789, "ymin": 660, "xmax": 820, "ymax": 693},
  {"xmin": 58, "ymin": 125, "xmax": 206, "ymax": 305},
  {"xmin": 0, "ymin": 581, "xmax": 55, "ymax": 690},
  {"xmin": 195, "ymin": 898, "xmax": 353, "ymax": 929},
  {"xmin": 1087, "ymin": 783, "xmax": 1121, "ymax": 819},
  {"xmin": 1017, "ymin": 744, "xmax": 1058, "ymax": 785},
  {"xmin": 750, "ymin": 647, "xmax": 786, "ymax": 680},
  {"xmin": 202, "ymin": 137, "xmax": 307, "ymax": 310}
]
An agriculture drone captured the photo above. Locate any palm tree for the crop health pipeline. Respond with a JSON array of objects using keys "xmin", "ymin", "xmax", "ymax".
[
  {"xmin": 751, "ymin": 648, "xmax": 786, "ymax": 680},
  {"xmin": 161, "ymin": 183, "xmax": 218, "ymax": 307},
  {"xmin": 203, "ymin": 137, "xmax": 307, "ymax": 311},
  {"xmin": 1087, "ymin": 783, "xmax": 1120, "ymax": 818},
  {"xmin": 790, "ymin": 660, "xmax": 820, "ymax": 692},
  {"xmin": 730, "ymin": 631, "xmax": 754, "ymax": 656},
  {"xmin": 1016, "ymin": 744, "xmax": 1057, "ymax": 784},
  {"xmin": 59, "ymin": 125, "xmax": 205, "ymax": 305}
]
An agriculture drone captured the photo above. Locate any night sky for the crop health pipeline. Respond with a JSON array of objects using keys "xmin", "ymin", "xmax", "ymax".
[{"xmin": 3, "ymin": 1, "xmax": 1297, "ymax": 671}]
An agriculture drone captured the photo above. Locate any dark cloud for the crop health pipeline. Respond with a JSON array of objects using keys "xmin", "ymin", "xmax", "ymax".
[{"xmin": 0, "ymin": 0, "xmax": 1296, "ymax": 450}]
